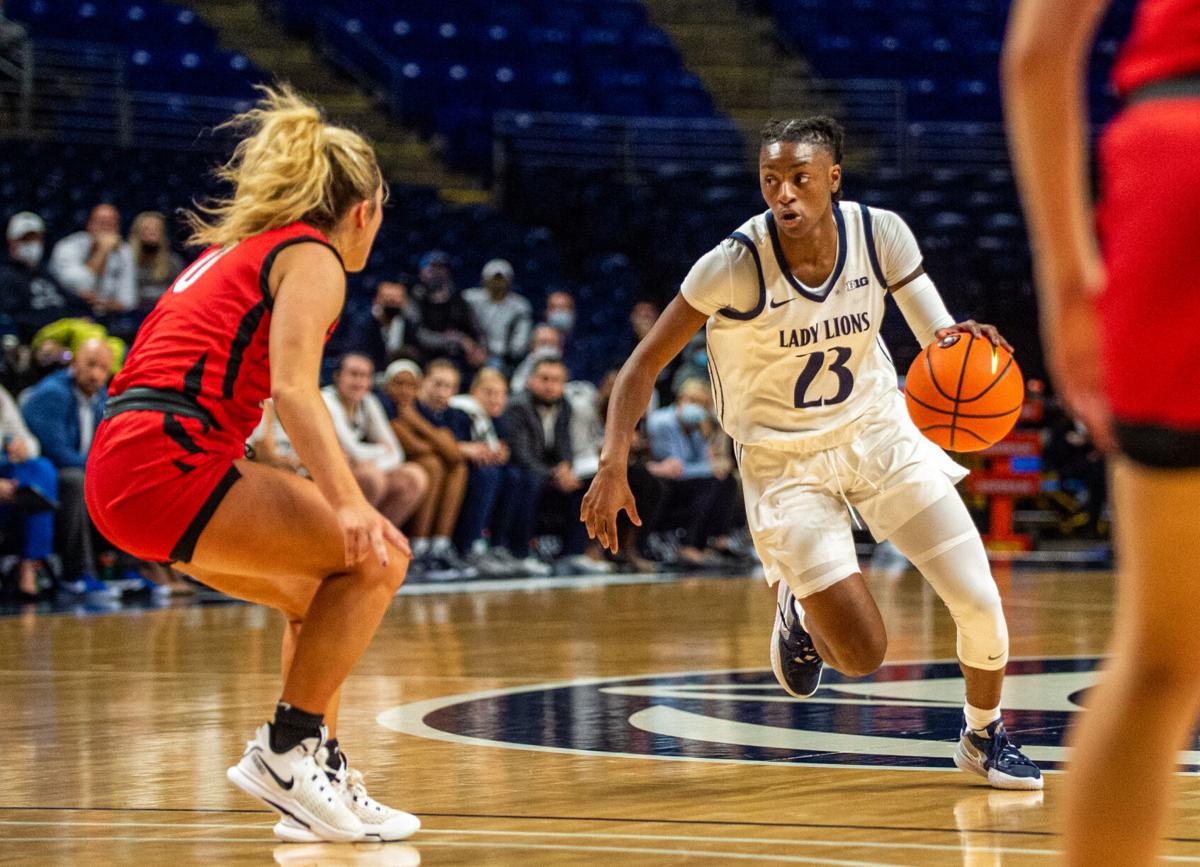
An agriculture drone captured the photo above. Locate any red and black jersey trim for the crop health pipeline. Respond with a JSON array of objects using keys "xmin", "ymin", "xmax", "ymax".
[
  {"xmin": 168, "ymin": 464, "xmax": 243, "ymax": 563},
  {"xmin": 258, "ymin": 234, "xmax": 345, "ymax": 310}
]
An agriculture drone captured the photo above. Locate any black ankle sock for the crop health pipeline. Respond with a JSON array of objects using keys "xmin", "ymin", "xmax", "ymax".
[{"xmin": 269, "ymin": 702, "xmax": 324, "ymax": 753}]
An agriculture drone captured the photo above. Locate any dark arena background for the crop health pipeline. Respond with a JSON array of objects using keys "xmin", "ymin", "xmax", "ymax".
[{"xmin": 2, "ymin": 0, "xmax": 1194, "ymax": 864}]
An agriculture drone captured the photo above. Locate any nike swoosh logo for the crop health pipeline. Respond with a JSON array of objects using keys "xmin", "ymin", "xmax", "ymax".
[
  {"xmin": 250, "ymin": 747, "xmax": 294, "ymax": 790},
  {"xmin": 987, "ymin": 653, "xmax": 1003, "ymax": 660},
  {"xmin": 769, "ymin": 297, "xmax": 796, "ymax": 308}
]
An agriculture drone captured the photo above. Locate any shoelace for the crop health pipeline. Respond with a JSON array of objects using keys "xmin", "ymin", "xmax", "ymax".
[{"xmin": 984, "ymin": 726, "xmax": 1038, "ymax": 769}]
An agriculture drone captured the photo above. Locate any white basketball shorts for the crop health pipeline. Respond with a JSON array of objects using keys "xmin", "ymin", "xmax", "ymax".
[{"xmin": 738, "ymin": 391, "xmax": 968, "ymax": 598}]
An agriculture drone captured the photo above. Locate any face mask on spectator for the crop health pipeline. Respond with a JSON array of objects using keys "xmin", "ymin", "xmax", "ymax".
[
  {"xmin": 691, "ymin": 351, "xmax": 708, "ymax": 368},
  {"xmin": 679, "ymin": 403, "xmax": 707, "ymax": 426},
  {"xmin": 13, "ymin": 241, "xmax": 42, "ymax": 268},
  {"xmin": 381, "ymin": 304, "xmax": 403, "ymax": 318},
  {"xmin": 141, "ymin": 242, "xmax": 161, "ymax": 254},
  {"xmin": 547, "ymin": 310, "xmax": 575, "ymax": 331}
]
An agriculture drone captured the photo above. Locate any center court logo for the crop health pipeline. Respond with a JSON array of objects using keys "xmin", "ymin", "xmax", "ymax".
[{"xmin": 377, "ymin": 657, "xmax": 1200, "ymax": 774}]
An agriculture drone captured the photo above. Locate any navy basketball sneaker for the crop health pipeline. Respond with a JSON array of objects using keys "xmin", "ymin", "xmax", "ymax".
[
  {"xmin": 954, "ymin": 716, "xmax": 1044, "ymax": 790},
  {"xmin": 770, "ymin": 581, "xmax": 824, "ymax": 698}
]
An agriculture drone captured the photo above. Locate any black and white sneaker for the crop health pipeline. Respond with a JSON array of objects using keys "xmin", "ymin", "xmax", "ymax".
[
  {"xmin": 227, "ymin": 724, "xmax": 364, "ymax": 842},
  {"xmin": 274, "ymin": 750, "xmax": 419, "ymax": 843},
  {"xmin": 769, "ymin": 581, "xmax": 824, "ymax": 698},
  {"xmin": 954, "ymin": 716, "xmax": 1044, "ymax": 790}
]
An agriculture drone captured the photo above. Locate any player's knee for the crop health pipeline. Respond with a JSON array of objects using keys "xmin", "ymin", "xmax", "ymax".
[
  {"xmin": 356, "ymin": 555, "xmax": 406, "ymax": 597},
  {"xmin": 399, "ymin": 463, "xmax": 428, "ymax": 499},
  {"xmin": 832, "ymin": 632, "xmax": 887, "ymax": 678},
  {"xmin": 951, "ymin": 589, "xmax": 1008, "ymax": 669}
]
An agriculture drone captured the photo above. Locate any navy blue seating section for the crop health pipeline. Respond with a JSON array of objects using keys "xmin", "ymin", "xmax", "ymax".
[
  {"xmin": 272, "ymin": 0, "xmax": 717, "ymax": 172},
  {"xmin": 758, "ymin": 0, "xmax": 1136, "ymax": 122},
  {"xmin": 5, "ymin": 0, "xmax": 266, "ymax": 98},
  {"xmin": 0, "ymin": 141, "xmax": 634, "ymax": 382}
]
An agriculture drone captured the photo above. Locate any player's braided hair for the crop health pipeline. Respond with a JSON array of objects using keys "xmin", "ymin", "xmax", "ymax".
[{"xmin": 760, "ymin": 116, "xmax": 845, "ymax": 201}]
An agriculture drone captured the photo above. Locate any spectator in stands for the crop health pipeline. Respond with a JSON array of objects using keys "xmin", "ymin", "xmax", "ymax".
[
  {"xmin": 49, "ymin": 204, "xmax": 137, "ymax": 316},
  {"xmin": 510, "ymin": 324, "xmax": 564, "ymax": 393},
  {"xmin": 21, "ymin": 337, "xmax": 119, "ymax": 597},
  {"xmin": 0, "ymin": 211, "xmax": 86, "ymax": 341},
  {"xmin": 332, "ymin": 279, "xmax": 420, "ymax": 374},
  {"xmin": 671, "ymin": 333, "xmax": 710, "ymax": 396},
  {"xmin": 410, "ymin": 250, "xmax": 486, "ymax": 374},
  {"xmin": 380, "ymin": 359, "xmax": 471, "ymax": 577},
  {"xmin": 463, "ymin": 258, "xmax": 532, "ymax": 375},
  {"xmin": 248, "ymin": 399, "xmax": 304, "ymax": 475},
  {"xmin": 128, "ymin": 211, "xmax": 183, "ymax": 309},
  {"xmin": 625, "ymin": 300, "xmax": 672, "ymax": 410},
  {"xmin": 504, "ymin": 358, "xmax": 606, "ymax": 573},
  {"xmin": 452, "ymin": 368, "xmax": 550, "ymax": 576},
  {"xmin": 541, "ymin": 291, "xmax": 586, "ymax": 386},
  {"xmin": 595, "ymin": 370, "xmax": 663, "ymax": 573},
  {"xmin": 0, "ymin": 383, "xmax": 58, "ymax": 601},
  {"xmin": 644, "ymin": 378, "xmax": 738, "ymax": 566},
  {"xmin": 321, "ymin": 353, "xmax": 427, "ymax": 533},
  {"xmin": 543, "ymin": 291, "xmax": 577, "ymax": 339},
  {"xmin": 414, "ymin": 359, "xmax": 503, "ymax": 569}
]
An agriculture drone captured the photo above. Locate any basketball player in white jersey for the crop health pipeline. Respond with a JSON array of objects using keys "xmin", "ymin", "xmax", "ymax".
[{"xmin": 582, "ymin": 117, "xmax": 1041, "ymax": 789}]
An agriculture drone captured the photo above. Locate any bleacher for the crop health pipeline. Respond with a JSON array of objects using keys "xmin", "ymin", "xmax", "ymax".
[{"xmin": 269, "ymin": 0, "xmax": 720, "ymax": 172}]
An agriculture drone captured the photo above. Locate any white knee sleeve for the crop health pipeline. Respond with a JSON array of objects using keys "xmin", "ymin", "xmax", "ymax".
[{"xmin": 887, "ymin": 495, "xmax": 1009, "ymax": 670}]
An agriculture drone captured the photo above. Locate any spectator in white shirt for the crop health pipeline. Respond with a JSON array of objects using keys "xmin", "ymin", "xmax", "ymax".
[
  {"xmin": 462, "ymin": 259, "xmax": 532, "ymax": 374},
  {"xmin": 320, "ymin": 353, "xmax": 427, "ymax": 529},
  {"xmin": 49, "ymin": 204, "xmax": 137, "ymax": 315}
]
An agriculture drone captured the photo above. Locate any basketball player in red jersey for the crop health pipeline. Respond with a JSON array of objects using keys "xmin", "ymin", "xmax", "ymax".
[
  {"xmin": 1005, "ymin": 1, "xmax": 1200, "ymax": 863},
  {"xmin": 85, "ymin": 87, "xmax": 419, "ymax": 844}
]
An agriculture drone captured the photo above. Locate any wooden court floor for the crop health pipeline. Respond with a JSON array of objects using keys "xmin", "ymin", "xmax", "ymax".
[{"xmin": 3, "ymin": 566, "xmax": 1200, "ymax": 865}]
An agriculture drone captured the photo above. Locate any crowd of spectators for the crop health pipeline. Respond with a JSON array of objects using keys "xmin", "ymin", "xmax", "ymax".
[
  {"xmin": 0, "ymin": 203, "xmax": 757, "ymax": 600},
  {"xmin": 0, "ymin": 201, "xmax": 1111, "ymax": 600}
]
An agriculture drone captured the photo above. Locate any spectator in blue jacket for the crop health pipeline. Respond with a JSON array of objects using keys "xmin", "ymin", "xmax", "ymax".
[
  {"xmin": 0, "ymin": 382, "xmax": 58, "ymax": 601},
  {"xmin": 22, "ymin": 337, "xmax": 116, "ymax": 596},
  {"xmin": 643, "ymin": 378, "xmax": 737, "ymax": 565}
]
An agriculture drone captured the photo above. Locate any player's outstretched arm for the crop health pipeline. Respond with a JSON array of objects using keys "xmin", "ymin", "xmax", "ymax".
[
  {"xmin": 1003, "ymin": 0, "xmax": 1113, "ymax": 450},
  {"xmin": 581, "ymin": 294, "xmax": 709, "ymax": 552}
]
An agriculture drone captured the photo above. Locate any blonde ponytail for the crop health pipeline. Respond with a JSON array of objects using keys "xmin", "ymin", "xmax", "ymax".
[{"xmin": 183, "ymin": 84, "xmax": 383, "ymax": 248}]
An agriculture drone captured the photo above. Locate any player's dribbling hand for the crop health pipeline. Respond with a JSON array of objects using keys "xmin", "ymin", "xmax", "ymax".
[
  {"xmin": 580, "ymin": 463, "xmax": 641, "ymax": 554},
  {"xmin": 935, "ymin": 320, "xmax": 1013, "ymax": 352},
  {"xmin": 336, "ymin": 501, "xmax": 412, "ymax": 567}
]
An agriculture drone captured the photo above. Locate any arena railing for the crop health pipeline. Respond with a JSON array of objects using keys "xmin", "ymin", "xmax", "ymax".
[{"xmin": 0, "ymin": 37, "xmax": 250, "ymax": 151}]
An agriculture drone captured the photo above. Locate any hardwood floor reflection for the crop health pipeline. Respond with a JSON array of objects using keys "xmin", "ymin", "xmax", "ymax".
[{"xmin": 2, "ymin": 567, "xmax": 1197, "ymax": 864}]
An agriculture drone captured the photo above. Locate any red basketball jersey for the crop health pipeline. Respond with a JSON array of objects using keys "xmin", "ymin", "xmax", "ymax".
[
  {"xmin": 110, "ymin": 222, "xmax": 342, "ymax": 456},
  {"xmin": 1113, "ymin": 0, "xmax": 1200, "ymax": 95}
]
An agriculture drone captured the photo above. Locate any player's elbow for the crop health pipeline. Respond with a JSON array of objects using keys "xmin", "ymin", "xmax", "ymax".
[{"xmin": 270, "ymin": 382, "xmax": 316, "ymax": 415}]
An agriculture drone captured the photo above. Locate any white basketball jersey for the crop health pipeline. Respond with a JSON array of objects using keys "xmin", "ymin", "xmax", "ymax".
[{"xmin": 705, "ymin": 201, "xmax": 898, "ymax": 448}]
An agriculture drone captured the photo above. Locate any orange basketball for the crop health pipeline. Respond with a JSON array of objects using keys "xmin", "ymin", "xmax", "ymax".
[{"xmin": 904, "ymin": 334, "xmax": 1024, "ymax": 452}]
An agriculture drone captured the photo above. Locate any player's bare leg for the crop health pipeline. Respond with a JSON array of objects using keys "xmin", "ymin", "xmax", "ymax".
[
  {"xmin": 1063, "ymin": 462, "xmax": 1200, "ymax": 866},
  {"xmin": 795, "ymin": 573, "xmax": 888, "ymax": 677},
  {"xmin": 179, "ymin": 459, "xmax": 416, "ymax": 841}
]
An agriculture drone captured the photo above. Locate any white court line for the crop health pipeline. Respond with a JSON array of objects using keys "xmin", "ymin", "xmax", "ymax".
[
  {"xmin": 0, "ymin": 835, "xmax": 897, "ymax": 865},
  {"xmin": 3, "ymin": 823, "xmax": 1198, "ymax": 862},
  {"xmin": 412, "ymin": 840, "xmax": 902, "ymax": 865}
]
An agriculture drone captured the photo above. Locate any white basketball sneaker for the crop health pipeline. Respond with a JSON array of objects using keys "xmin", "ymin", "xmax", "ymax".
[
  {"xmin": 274, "ymin": 751, "xmax": 420, "ymax": 843},
  {"xmin": 227, "ymin": 723, "xmax": 364, "ymax": 843}
]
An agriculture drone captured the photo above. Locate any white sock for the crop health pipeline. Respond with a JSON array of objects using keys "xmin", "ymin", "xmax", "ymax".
[
  {"xmin": 964, "ymin": 702, "xmax": 1001, "ymax": 732},
  {"xmin": 431, "ymin": 536, "xmax": 452, "ymax": 554},
  {"xmin": 412, "ymin": 538, "xmax": 431, "ymax": 557}
]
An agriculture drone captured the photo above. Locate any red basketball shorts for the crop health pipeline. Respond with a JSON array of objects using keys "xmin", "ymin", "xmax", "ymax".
[
  {"xmin": 85, "ymin": 411, "xmax": 243, "ymax": 563},
  {"xmin": 1097, "ymin": 96, "xmax": 1200, "ymax": 466}
]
